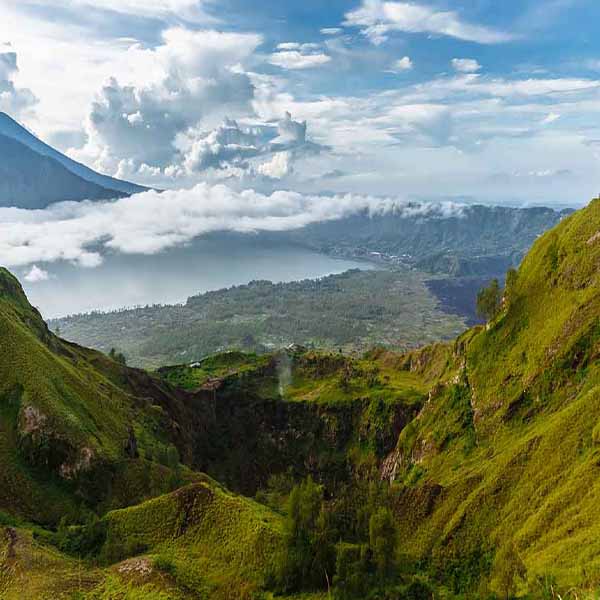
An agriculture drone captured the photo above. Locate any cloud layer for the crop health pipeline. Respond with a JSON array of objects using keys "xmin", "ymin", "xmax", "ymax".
[{"xmin": 0, "ymin": 185, "xmax": 465, "ymax": 268}]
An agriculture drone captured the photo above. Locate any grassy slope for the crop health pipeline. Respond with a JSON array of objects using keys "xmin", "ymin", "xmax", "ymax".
[
  {"xmin": 0, "ymin": 267, "xmax": 208, "ymax": 523},
  {"xmin": 390, "ymin": 198, "xmax": 600, "ymax": 590},
  {"xmin": 0, "ymin": 480, "xmax": 286, "ymax": 600},
  {"xmin": 102, "ymin": 482, "xmax": 284, "ymax": 599}
]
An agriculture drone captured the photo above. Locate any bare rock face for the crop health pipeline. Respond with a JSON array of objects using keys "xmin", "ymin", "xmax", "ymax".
[
  {"xmin": 380, "ymin": 448, "xmax": 402, "ymax": 483},
  {"xmin": 59, "ymin": 447, "xmax": 95, "ymax": 480},
  {"xmin": 17, "ymin": 404, "xmax": 95, "ymax": 480},
  {"xmin": 19, "ymin": 405, "xmax": 47, "ymax": 437}
]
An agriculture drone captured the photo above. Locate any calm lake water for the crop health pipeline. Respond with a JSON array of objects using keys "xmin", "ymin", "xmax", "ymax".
[{"xmin": 20, "ymin": 233, "xmax": 372, "ymax": 319}]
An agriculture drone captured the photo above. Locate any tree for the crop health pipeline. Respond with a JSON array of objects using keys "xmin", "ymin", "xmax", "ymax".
[
  {"xmin": 274, "ymin": 477, "xmax": 336, "ymax": 592},
  {"xmin": 368, "ymin": 507, "xmax": 397, "ymax": 579},
  {"xmin": 505, "ymin": 268, "xmax": 518, "ymax": 294},
  {"xmin": 108, "ymin": 348, "xmax": 127, "ymax": 366},
  {"xmin": 476, "ymin": 279, "xmax": 502, "ymax": 322}
]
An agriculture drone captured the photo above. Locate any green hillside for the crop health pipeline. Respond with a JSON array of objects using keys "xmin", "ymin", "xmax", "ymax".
[
  {"xmin": 0, "ymin": 266, "xmax": 205, "ymax": 523},
  {"xmin": 389, "ymin": 197, "xmax": 600, "ymax": 591},
  {"xmin": 2, "ymin": 198, "xmax": 600, "ymax": 598}
]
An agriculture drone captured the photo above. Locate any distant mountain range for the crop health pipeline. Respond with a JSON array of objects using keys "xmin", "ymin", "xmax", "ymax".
[
  {"xmin": 0, "ymin": 112, "xmax": 147, "ymax": 208},
  {"xmin": 281, "ymin": 204, "xmax": 573, "ymax": 277}
]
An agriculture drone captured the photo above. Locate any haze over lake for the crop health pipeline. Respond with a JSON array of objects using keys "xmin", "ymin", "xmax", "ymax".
[{"xmin": 20, "ymin": 234, "xmax": 371, "ymax": 319}]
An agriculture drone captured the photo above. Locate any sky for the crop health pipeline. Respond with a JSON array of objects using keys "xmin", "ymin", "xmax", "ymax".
[{"xmin": 2, "ymin": 0, "xmax": 600, "ymax": 208}]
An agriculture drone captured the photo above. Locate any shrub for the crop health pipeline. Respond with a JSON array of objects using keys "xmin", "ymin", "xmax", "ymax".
[
  {"xmin": 369, "ymin": 507, "xmax": 397, "ymax": 579},
  {"xmin": 477, "ymin": 279, "xmax": 502, "ymax": 322}
]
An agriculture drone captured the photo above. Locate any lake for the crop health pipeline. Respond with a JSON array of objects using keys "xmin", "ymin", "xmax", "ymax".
[{"xmin": 20, "ymin": 233, "xmax": 372, "ymax": 319}]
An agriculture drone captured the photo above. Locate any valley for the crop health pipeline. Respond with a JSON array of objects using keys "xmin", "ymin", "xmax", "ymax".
[
  {"xmin": 2, "ymin": 196, "xmax": 600, "ymax": 598},
  {"xmin": 2, "ymin": 2, "xmax": 600, "ymax": 597},
  {"xmin": 50, "ymin": 268, "xmax": 468, "ymax": 369}
]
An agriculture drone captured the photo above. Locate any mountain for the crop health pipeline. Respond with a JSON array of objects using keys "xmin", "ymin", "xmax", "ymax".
[
  {"xmin": 0, "ymin": 112, "xmax": 147, "ymax": 202},
  {"xmin": 0, "ymin": 134, "xmax": 128, "ymax": 208},
  {"xmin": 283, "ymin": 204, "xmax": 572, "ymax": 277},
  {"xmin": 2, "ymin": 196, "xmax": 600, "ymax": 598},
  {"xmin": 0, "ymin": 266, "xmax": 287, "ymax": 598}
]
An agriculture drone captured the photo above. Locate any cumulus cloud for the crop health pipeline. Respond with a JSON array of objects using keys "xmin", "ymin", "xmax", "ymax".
[
  {"xmin": 256, "ymin": 151, "xmax": 293, "ymax": 179},
  {"xmin": 174, "ymin": 111, "xmax": 322, "ymax": 180},
  {"xmin": 451, "ymin": 58, "xmax": 481, "ymax": 73},
  {"xmin": 269, "ymin": 43, "xmax": 331, "ymax": 70},
  {"xmin": 0, "ymin": 184, "xmax": 465, "ymax": 268},
  {"xmin": 24, "ymin": 265, "xmax": 49, "ymax": 283},
  {"xmin": 67, "ymin": 29, "xmax": 330, "ymax": 185},
  {"xmin": 72, "ymin": 27, "xmax": 262, "ymax": 176},
  {"xmin": 0, "ymin": 45, "xmax": 37, "ymax": 117},
  {"xmin": 343, "ymin": 0, "xmax": 513, "ymax": 45}
]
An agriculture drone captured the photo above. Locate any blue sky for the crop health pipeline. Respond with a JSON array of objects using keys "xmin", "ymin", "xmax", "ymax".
[{"xmin": 2, "ymin": 0, "xmax": 600, "ymax": 206}]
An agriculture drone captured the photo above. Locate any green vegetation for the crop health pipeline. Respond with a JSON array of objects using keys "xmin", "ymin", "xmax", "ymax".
[
  {"xmin": 157, "ymin": 351, "xmax": 270, "ymax": 391},
  {"xmin": 51, "ymin": 269, "xmax": 467, "ymax": 368},
  {"xmin": 5, "ymin": 197, "xmax": 600, "ymax": 598},
  {"xmin": 476, "ymin": 278, "xmax": 502, "ymax": 321}
]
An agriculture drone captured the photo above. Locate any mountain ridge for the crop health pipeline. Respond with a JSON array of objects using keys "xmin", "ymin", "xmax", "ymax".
[
  {"xmin": 0, "ymin": 112, "xmax": 147, "ymax": 202},
  {"xmin": 0, "ymin": 133, "xmax": 128, "ymax": 208}
]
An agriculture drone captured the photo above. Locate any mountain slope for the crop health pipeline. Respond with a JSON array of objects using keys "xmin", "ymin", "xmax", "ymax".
[
  {"xmin": 284, "ymin": 204, "xmax": 570, "ymax": 277},
  {"xmin": 0, "ymin": 134, "xmax": 127, "ymax": 208},
  {"xmin": 384, "ymin": 196, "xmax": 600, "ymax": 590},
  {"xmin": 0, "ymin": 267, "xmax": 293, "ymax": 599},
  {"xmin": 0, "ymin": 112, "xmax": 146, "ymax": 196},
  {"xmin": 0, "ymin": 266, "xmax": 208, "ymax": 522}
]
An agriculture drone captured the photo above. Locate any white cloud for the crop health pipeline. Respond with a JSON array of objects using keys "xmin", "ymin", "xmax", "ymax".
[
  {"xmin": 391, "ymin": 56, "xmax": 413, "ymax": 72},
  {"xmin": 0, "ymin": 185, "xmax": 466, "ymax": 268},
  {"xmin": 269, "ymin": 44, "xmax": 331, "ymax": 70},
  {"xmin": 19, "ymin": 0, "xmax": 217, "ymax": 23},
  {"xmin": 0, "ymin": 44, "xmax": 37, "ymax": 118},
  {"xmin": 257, "ymin": 151, "xmax": 293, "ymax": 179},
  {"xmin": 175, "ymin": 112, "xmax": 320, "ymax": 176},
  {"xmin": 24, "ymin": 265, "xmax": 49, "ymax": 283},
  {"xmin": 70, "ymin": 27, "xmax": 263, "ymax": 175},
  {"xmin": 320, "ymin": 28, "xmax": 343, "ymax": 36},
  {"xmin": 451, "ymin": 58, "xmax": 481, "ymax": 73},
  {"xmin": 344, "ymin": 0, "xmax": 513, "ymax": 45},
  {"xmin": 406, "ymin": 74, "xmax": 600, "ymax": 102}
]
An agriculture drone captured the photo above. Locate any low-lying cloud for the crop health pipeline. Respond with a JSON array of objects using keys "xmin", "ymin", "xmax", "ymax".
[{"xmin": 0, "ymin": 184, "xmax": 465, "ymax": 268}]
